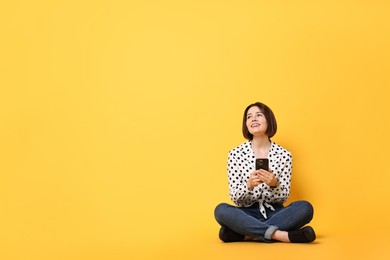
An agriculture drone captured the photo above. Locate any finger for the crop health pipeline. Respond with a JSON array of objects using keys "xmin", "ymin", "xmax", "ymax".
[
  {"xmin": 253, "ymin": 171, "xmax": 261, "ymax": 176},
  {"xmin": 254, "ymin": 179, "xmax": 263, "ymax": 185},
  {"xmin": 257, "ymin": 171, "xmax": 265, "ymax": 177},
  {"xmin": 263, "ymin": 171, "xmax": 275, "ymax": 180},
  {"xmin": 258, "ymin": 172, "xmax": 269, "ymax": 179},
  {"xmin": 259, "ymin": 169, "xmax": 271, "ymax": 173},
  {"xmin": 251, "ymin": 176, "xmax": 259, "ymax": 183},
  {"xmin": 259, "ymin": 170, "xmax": 272, "ymax": 178},
  {"xmin": 258, "ymin": 176, "xmax": 268, "ymax": 183}
]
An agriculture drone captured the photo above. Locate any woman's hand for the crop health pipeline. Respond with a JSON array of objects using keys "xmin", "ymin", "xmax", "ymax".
[
  {"xmin": 257, "ymin": 169, "xmax": 278, "ymax": 187},
  {"xmin": 246, "ymin": 171, "xmax": 263, "ymax": 191},
  {"xmin": 247, "ymin": 170, "xmax": 278, "ymax": 190}
]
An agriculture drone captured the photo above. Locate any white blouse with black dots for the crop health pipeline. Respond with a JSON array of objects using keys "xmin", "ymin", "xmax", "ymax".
[{"xmin": 227, "ymin": 141, "xmax": 292, "ymax": 219}]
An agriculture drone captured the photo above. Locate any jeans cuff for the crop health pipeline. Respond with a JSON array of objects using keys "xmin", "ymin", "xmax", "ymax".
[{"xmin": 264, "ymin": 225, "xmax": 279, "ymax": 240}]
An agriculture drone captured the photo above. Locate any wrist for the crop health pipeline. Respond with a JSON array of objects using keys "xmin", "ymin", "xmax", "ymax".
[
  {"xmin": 247, "ymin": 181, "xmax": 254, "ymax": 191},
  {"xmin": 271, "ymin": 179, "xmax": 279, "ymax": 188}
]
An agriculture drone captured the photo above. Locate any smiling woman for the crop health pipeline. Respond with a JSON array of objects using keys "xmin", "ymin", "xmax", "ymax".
[
  {"xmin": 243, "ymin": 102, "xmax": 277, "ymax": 141},
  {"xmin": 214, "ymin": 102, "xmax": 316, "ymax": 243}
]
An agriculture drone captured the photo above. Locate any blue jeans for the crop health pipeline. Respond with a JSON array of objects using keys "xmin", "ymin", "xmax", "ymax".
[{"xmin": 214, "ymin": 200, "xmax": 314, "ymax": 242}]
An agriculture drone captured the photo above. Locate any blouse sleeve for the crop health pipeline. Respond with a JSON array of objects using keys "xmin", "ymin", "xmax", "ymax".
[
  {"xmin": 268, "ymin": 152, "xmax": 292, "ymax": 204},
  {"xmin": 227, "ymin": 150, "xmax": 261, "ymax": 206}
]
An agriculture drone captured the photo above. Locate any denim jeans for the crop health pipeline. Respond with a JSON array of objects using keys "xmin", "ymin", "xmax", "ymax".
[{"xmin": 214, "ymin": 200, "xmax": 314, "ymax": 242}]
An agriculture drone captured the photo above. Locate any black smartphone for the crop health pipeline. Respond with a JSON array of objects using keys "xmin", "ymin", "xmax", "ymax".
[{"xmin": 255, "ymin": 158, "xmax": 269, "ymax": 171}]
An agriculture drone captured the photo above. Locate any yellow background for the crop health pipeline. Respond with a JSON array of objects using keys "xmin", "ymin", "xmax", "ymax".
[{"xmin": 1, "ymin": 0, "xmax": 389, "ymax": 259}]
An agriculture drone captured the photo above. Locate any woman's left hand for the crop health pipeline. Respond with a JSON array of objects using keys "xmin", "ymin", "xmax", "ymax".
[{"xmin": 257, "ymin": 169, "xmax": 278, "ymax": 187}]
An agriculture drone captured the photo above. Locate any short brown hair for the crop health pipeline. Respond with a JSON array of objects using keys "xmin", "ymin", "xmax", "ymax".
[{"xmin": 242, "ymin": 102, "xmax": 277, "ymax": 140}]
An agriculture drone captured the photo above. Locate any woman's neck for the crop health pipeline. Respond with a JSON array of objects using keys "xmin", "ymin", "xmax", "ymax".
[
  {"xmin": 251, "ymin": 136, "xmax": 271, "ymax": 149},
  {"xmin": 251, "ymin": 136, "xmax": 271, "ymax": 158}
]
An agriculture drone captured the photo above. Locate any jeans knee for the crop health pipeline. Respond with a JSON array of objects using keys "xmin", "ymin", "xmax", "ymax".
[
  {"xmin": 214, "ymin": 203, "xmax": 229, "ymax": 222},
  {"xmin": 298, "ymin": 200, "xmax": 314, "ymax": 220}
]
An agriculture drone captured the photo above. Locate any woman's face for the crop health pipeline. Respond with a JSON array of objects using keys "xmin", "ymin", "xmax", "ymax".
[{"xmin": 246, "ymin": 106, "xmax": 268, "ymax": 137}]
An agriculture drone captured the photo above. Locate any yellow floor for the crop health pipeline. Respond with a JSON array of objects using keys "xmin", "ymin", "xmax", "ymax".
[
  {"xmin": 133, "ymin": 232, "xmax": 389, "ymax": 260},
  {"xmin": 41, "ymin": 230, "xmax": 386, "ymax": 260},
  {"xmin": 1, "ymin": 226, "xmax": 388, "ymax": 259}
]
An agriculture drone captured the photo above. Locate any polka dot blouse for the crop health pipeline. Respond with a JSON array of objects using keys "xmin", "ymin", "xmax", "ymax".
[{"xmin": 227, "ymin": 141, "xmax": 292, "ymax": 218}]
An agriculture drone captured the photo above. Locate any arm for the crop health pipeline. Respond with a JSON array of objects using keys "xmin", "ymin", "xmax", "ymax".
[
  {"xmin": 269, "ymin": 152, "xmax": 293, "ymax": 203},
  {"xmin": 227, "ymin": 151, "xmax": 261, "ymax": 206}
]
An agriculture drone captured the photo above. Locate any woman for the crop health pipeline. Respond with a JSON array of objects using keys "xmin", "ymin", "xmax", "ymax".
[{"xmin": 214, "ymin": 102, "xmax": 316, "ymax": 243}]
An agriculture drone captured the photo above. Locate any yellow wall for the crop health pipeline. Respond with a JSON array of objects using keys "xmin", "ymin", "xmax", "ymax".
[{"xmin": 1, "ymin": 1, "xmax": 389, "ymax": 259}]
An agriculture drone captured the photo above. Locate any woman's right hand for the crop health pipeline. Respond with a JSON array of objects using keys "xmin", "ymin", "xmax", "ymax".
[{"xmin": 246, "ymin": 171, "xmax": 263, "ymax": 191}]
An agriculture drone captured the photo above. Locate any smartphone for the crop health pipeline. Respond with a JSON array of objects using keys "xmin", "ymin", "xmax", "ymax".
[{"xmin": 255, "ymin": 158, "xmax": 269, "ymax": 171}]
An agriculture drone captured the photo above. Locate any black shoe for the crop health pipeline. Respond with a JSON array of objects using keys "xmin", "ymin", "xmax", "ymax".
[
  {"xmin": 219, "ymin": 226, "xmax": 245, "ymax": 242},
  {"xmin": 288, "ymin": 226, "xmax": 316, "ymax": 243}
]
